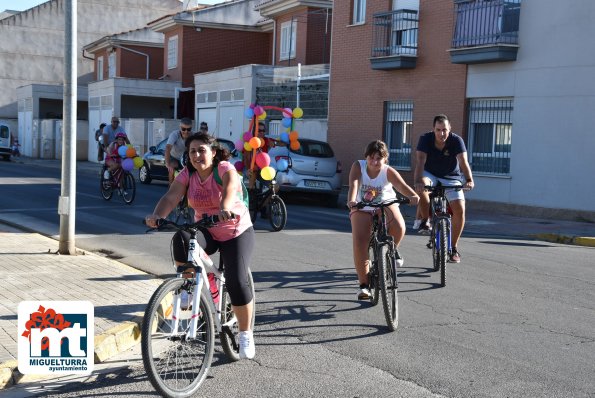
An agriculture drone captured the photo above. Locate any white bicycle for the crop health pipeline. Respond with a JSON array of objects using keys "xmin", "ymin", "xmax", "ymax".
[{"xmin": 141, "ymin": 215, "xmax": 255, "ymax": 398}]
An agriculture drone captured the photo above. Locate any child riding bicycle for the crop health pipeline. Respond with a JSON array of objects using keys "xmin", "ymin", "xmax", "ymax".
[
  {"xmin": 104, "ymin": 132, "xmax": 129, "ymax": 185},
  {"xmin": 347, "ymin": 140, "xmax": 419, "ymax": 300}
]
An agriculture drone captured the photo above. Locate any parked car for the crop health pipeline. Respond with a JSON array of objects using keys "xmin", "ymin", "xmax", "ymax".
[
  {"xmin": 139, "ymin": 137, "xmax": 241, "ymax": 184},
  {"xmin": 268, "ymin": 138, "xmax": 342, "ymax": 207},
  {"xmin": 0, "ymin": 124, "xmax": 12, "ymax": 160}
]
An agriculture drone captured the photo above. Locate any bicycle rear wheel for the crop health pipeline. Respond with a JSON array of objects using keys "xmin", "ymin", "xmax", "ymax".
[
  {"xmin": 142, "ymin": 278, "xmax": 214, "ymax": 398},
  {"xmin": 121, "ymin": 172, "xmax": 136, "ymax": 204},
  {"xmin": 367, "ymin": 243, "xmax": 380, "ymax": 306},
  {"xmin": 219, "ymin": 268, "xmax": 256, "ymax": 361},
  {"xmin": 248, "ymin": 190, "xmax": 258, "ymax": 223},
  {"xmin": 100, "ymin": 168, "xmax": 113, "ymax": 200},
  {"xmin": 378, "ymin": 244, "xmax": 398, "ymax": 331},
  {"xmin": 268, "ymin": 196, "xmax": 287, "ymax": 231}
]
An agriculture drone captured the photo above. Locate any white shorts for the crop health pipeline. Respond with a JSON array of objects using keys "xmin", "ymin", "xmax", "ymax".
[{"xmin": 422, "ymin": 171, "xmax": 465, "ymax": 202}]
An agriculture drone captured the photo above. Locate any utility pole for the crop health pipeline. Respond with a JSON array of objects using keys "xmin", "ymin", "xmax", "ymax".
[{"xmin": 58, "ymin": 0, "xmax": 77, "ymax": 254}]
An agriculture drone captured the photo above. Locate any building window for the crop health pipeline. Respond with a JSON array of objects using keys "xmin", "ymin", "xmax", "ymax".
[
  {"xmin": 107, "ymin": 53, "xmax": 116, "ymax": 78},
  {"xmin": 468, "ymin": 98, "xmax": 513, "ymax": 175},
  {"xmin": 280, "ymin": 21, "xmax": 297, "ymax": 60},
  {"xmin": 97, "ymin": 56, "xmax": 104, "ymax": 81},
  {"xmin": 167, "ymin": 35, "xmax": 178, "ymax": 69},
  {"xmin": 384, "ymin": 100, "xmax": 413, "ymax": 169},
  {"xmin": 353, "ymin": 0, "xmax": 366, "ymax": 24}
]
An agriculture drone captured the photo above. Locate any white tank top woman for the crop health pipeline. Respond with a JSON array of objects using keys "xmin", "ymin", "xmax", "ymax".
[{"xmin": 355, "ymin": 160, "xmax": 396, "ymax": 211}]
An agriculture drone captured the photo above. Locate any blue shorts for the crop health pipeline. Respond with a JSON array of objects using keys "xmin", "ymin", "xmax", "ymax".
[{"xmin": 422, "ymin": 171, "xmax": 465, "ymax": 202}]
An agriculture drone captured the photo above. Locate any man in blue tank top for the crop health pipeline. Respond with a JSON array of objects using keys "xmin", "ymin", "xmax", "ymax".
[{"xmin": 414, "ymin": 114, "xmax": 474, "ymax": 263}]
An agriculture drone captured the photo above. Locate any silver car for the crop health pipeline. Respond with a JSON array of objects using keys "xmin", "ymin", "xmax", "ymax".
[{"xmin": 268, "ymin": 139, "xmax": 342, "ymax": 206}]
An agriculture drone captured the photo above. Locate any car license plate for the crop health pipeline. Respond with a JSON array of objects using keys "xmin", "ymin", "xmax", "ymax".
[{"xmin": 305, "ymin": 180, "xmax": 327, "ymax": 189}]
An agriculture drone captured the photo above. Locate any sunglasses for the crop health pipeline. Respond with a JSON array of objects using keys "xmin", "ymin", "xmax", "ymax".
[
  {"xmin": 112, "ymin": 121, "xmax": 120, "ymax": 124},
  {"xmin": 258, "ymin": 129, "xmax": 265, "ymax": 132},
  {"xmin": 180, "ymin": 127, "xmax": 192, "ymax": 132}
]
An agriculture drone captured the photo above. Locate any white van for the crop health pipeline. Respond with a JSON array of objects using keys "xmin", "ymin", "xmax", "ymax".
[{"xmin": 0, "ymin": 124, "xmax": 11, "ymax": 160}]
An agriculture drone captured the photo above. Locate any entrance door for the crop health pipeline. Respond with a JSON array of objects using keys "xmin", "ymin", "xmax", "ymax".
[{"xmin": 218, "ymin": 103, "xmax": 244, "ymax": 143}]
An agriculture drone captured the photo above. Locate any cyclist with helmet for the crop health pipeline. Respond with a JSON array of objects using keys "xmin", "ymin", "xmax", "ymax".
[{"xmin": 104, "ymin": 132, "xmax": 129, "ymax": 182}]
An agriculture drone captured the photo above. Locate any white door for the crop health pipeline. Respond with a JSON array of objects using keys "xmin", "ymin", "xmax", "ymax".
[
  {"xmin": 23, "ymin": 112, "xmax": 32, "ymax": 157},
  {"xmin": 197, "ymin": 107, "xmax": 217, "ymax": 135},
  {"xmin": 217, "ymin": 104, "xmax": 244, "ymax": 143},
  {"xmin": 88, "ymin": 109, "xmax": 100, "ymax": 162}
]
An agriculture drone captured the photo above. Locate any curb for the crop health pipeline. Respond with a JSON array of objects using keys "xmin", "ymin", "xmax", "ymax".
[
  {"xmin": 531, "ymin": 233, "xmax": 595, "ymax": 247},
  {"xmin": 0, "ymin": 316, "xmax": 143, "ymax": 390}
]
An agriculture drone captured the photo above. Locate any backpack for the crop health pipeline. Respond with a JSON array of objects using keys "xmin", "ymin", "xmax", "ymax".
[{"xmin": 213, "ymin": 165, "xmax": 250, "ymax": 209}]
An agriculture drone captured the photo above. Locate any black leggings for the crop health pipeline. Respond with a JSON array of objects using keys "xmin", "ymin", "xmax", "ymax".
[{"xmin": 172, "ymin": 227, "xmax": 255, "ymax": 306}]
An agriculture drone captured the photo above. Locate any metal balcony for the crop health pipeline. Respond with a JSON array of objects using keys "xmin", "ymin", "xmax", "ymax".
[
  {"xmin": 449, "ymin": 0, "xmax": 521, "ymax": 64},
  {"xmin": 370, "ymin": 9, "xmax": 418, "ymax": 70}
]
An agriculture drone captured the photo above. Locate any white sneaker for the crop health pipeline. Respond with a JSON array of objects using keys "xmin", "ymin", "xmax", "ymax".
[
  {"xmin": 103, "ymin": 170, "xmax": 110, "ymax": 179},
  {"xmin": 412, "ymin": 219, "xmax": 422, "ymax": 230},
  {"xmin": 357, "ymin": 287, "xmax": 372, "ymax": 300},
  {"xmin": 396, "ymin": 256, "xmax": 404, "ymax": 268},
  {"xmin": 239, "ymin": 331, "xmax": 255, "ymax": 359}
]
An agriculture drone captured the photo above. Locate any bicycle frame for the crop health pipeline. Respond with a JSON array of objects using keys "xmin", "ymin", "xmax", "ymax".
[
  {"xmin": 172, "ymin": 234, "xmax": 226, "ymax": 340},
  {"xmin": 252, "ymin": 179, "xmax": 279, "ymax": 210}
]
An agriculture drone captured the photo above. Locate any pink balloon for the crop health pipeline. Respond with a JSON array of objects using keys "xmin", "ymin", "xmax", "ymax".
[
  {"xmin": 234, "ymin": 161, "xmax": 244, "ymax": 172},
  {"xmin": 283, "ymin": 107, "xmax": 293, "ymax": 118},
  {"xmin": 255, "ymin": 152, "xmax": 271, "ymax": 169},
  {"xmin": 249, "ymin": 103, "xmax": 256, "ymax": 109},
  {"xmin": 243, "ymin": 131, "xmax": 252, "ymax": 142},
  {"xmin": 253, "ymin": 105, "xmax": 264, "ymax": 116}
]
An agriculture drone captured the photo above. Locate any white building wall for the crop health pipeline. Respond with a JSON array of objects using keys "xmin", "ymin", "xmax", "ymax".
[
  {"xmin": 0, "ymin": 0, "xmax": 182, "ymax": 119},
  {"xmin": 465, "ymin": 0, "xmax": 595, "ymax": 212}
]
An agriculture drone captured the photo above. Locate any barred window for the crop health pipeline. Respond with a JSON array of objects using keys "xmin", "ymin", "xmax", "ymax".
[
  {"xmin": 384, "ymin": 100, "xmax": 413, "ymax": 170},
  {"xmin": 468, "ymin": 98, "xmax": 513, "ymax": 175},
  {"xmin": 167, "ymin": 36, "xmax": 178, "ymax": 69}
]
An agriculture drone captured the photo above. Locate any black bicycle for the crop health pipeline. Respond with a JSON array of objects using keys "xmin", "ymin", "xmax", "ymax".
[
  {"xmin": 353, "ymin": 196, "xmax": 410, "ymax": 331},
  {"xmin": 100, "ymin": 164, "xmax": 136, "ymax": 204},
  {"xmin": 248, "ymin": 179, "xmax": 287, "ymax": 231},
  {"xmin": 424, "ymin": 182, "xmax": 463, "ymax": 287}
]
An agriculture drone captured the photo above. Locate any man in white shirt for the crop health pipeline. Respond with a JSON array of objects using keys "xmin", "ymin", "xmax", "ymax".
[{"xmin": 165, "ymin": 117, "xmax": 193, "ymax": 184}]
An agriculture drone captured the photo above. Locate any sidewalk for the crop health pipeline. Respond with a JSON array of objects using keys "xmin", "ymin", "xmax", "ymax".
[{"xmin": 0, "ymin": 223, "xmax": 161, "ymax": 389}]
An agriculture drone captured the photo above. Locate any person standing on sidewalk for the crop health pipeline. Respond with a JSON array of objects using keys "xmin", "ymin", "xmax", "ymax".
[{"xmin": 414, "ymin": 114, "xmax": 474, "ymax": 263}]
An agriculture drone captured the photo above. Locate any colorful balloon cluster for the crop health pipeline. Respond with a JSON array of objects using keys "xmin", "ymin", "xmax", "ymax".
[
  {"xmin": 117, "ymin": 144, "xmax": 142, "ymax": 172},
  {"xmin": 239, "ymin": 104, "xmax": 304, "ymax": 180}
]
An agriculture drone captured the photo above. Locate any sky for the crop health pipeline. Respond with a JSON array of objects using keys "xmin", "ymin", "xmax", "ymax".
[{"xmin": 0, "ymin": 0, "xmax": 223, "ymax": 12}]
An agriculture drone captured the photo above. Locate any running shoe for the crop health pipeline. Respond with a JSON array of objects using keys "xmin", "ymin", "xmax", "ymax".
[
  {"xmin": 239, "ymin": 331, "xmax": 255, "ymax": 359},
  {"xmin": 357, "ymin": 287, "xmax": 372, "ymax": 300},
  {"xmin": 449, "ymin": 248, "xmax": 461, "ymax": 263},
  {"xmin": 412, "ymin": 219, "xmax": 423, "ymax": 230}
]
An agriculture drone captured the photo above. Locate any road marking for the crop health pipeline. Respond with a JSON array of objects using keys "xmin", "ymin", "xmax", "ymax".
[
  {"xmin": 281, "ymin": 229, "xmax": 349, "ymax": 236},
  {"xmin": 0, "ymin": 177, "xmax": 61, "ymax": 184}
]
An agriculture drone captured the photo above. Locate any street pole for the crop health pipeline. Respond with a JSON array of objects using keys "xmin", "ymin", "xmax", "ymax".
[{"xmin": 58, "ymin": 0, "xmax": 77, "ymax": 254}]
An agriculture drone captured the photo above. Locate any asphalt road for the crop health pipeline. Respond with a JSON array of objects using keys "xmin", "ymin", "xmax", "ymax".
[{"xmin": 1, "ymin": 160, "xmax": 594, "ymax": 398}]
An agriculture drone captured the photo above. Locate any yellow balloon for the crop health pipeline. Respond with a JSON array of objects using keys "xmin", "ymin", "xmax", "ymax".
[
  {"xmin": 260, "ymin": 166, "xmax": 276, "ymax": 181},
  {"xmin": 133, "ymin": 156, "xmax": 143, "ymax": 169},
  {"xmin": 244, "ymin": 141, "xmax": 252, "ymax": 151},
  {"xmin": 258, "ymin": 111, "xmax": 267, "ymax": 120},
  {"xmin": 292, "ymin": 107, "xmax": 303, "ymax": 119}
]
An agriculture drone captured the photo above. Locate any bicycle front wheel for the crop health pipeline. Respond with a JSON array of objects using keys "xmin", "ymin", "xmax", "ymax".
[
  {"xmin": 121, "ymin": 172, "xmax": 136, "ymax": 204},
  {"xmin": 268, "ymin": 196, "xmax": 287, "ymax": 231},
  {"xmin": 367, "ymin": 243, "xmax": 380, "ymax": 306},
  {"xmin": 100, "ymin": 167, "xmax": 113, "ymax": 200},
  {"xmin": 378, "ymin": 244, "xmax": 398, "ymax": 331},
  {"xmin": 142, "ymin": 278, "xmax": 215, "ymax": 398},
  {"xmin": 219, "ymin": 268, "xmax": 256, "ymax": 361},
  {"xmin": 438, "ymin": 219, "xmax": 448, "ymax": 287},
  {"xmin": 431, "ymin": 225, "xmax": 440, "ymax": 272}
]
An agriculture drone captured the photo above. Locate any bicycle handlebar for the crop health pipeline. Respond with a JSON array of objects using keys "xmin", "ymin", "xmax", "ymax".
[
  {"xmin": 424, "ymin": 184, "xmax": 465, "ymax": 192},
  {"xmin": 143, "ymin": 213, "xmax": 235, "ymax": 232},
  {"xmin": 351, "ymin": 197, "xmax": 410, "ymax": 210}
]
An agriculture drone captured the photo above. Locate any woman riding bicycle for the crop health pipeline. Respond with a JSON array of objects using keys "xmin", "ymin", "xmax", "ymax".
[
  {"xmin": 145, "ymin": 132, "xmax": 256, "ymax": 359},
  {"xmin": 347, "ymin": 140, "xmax": 419, "ymax": 300}
]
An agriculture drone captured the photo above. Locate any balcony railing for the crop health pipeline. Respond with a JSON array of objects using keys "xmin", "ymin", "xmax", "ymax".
[
  {"xmin": 370, "ymin": 9, "xmax": 418, "ymax": 70},
  {"xmin": 450, "ymin": 0, "xmax": 521, "ymax": 64}
]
